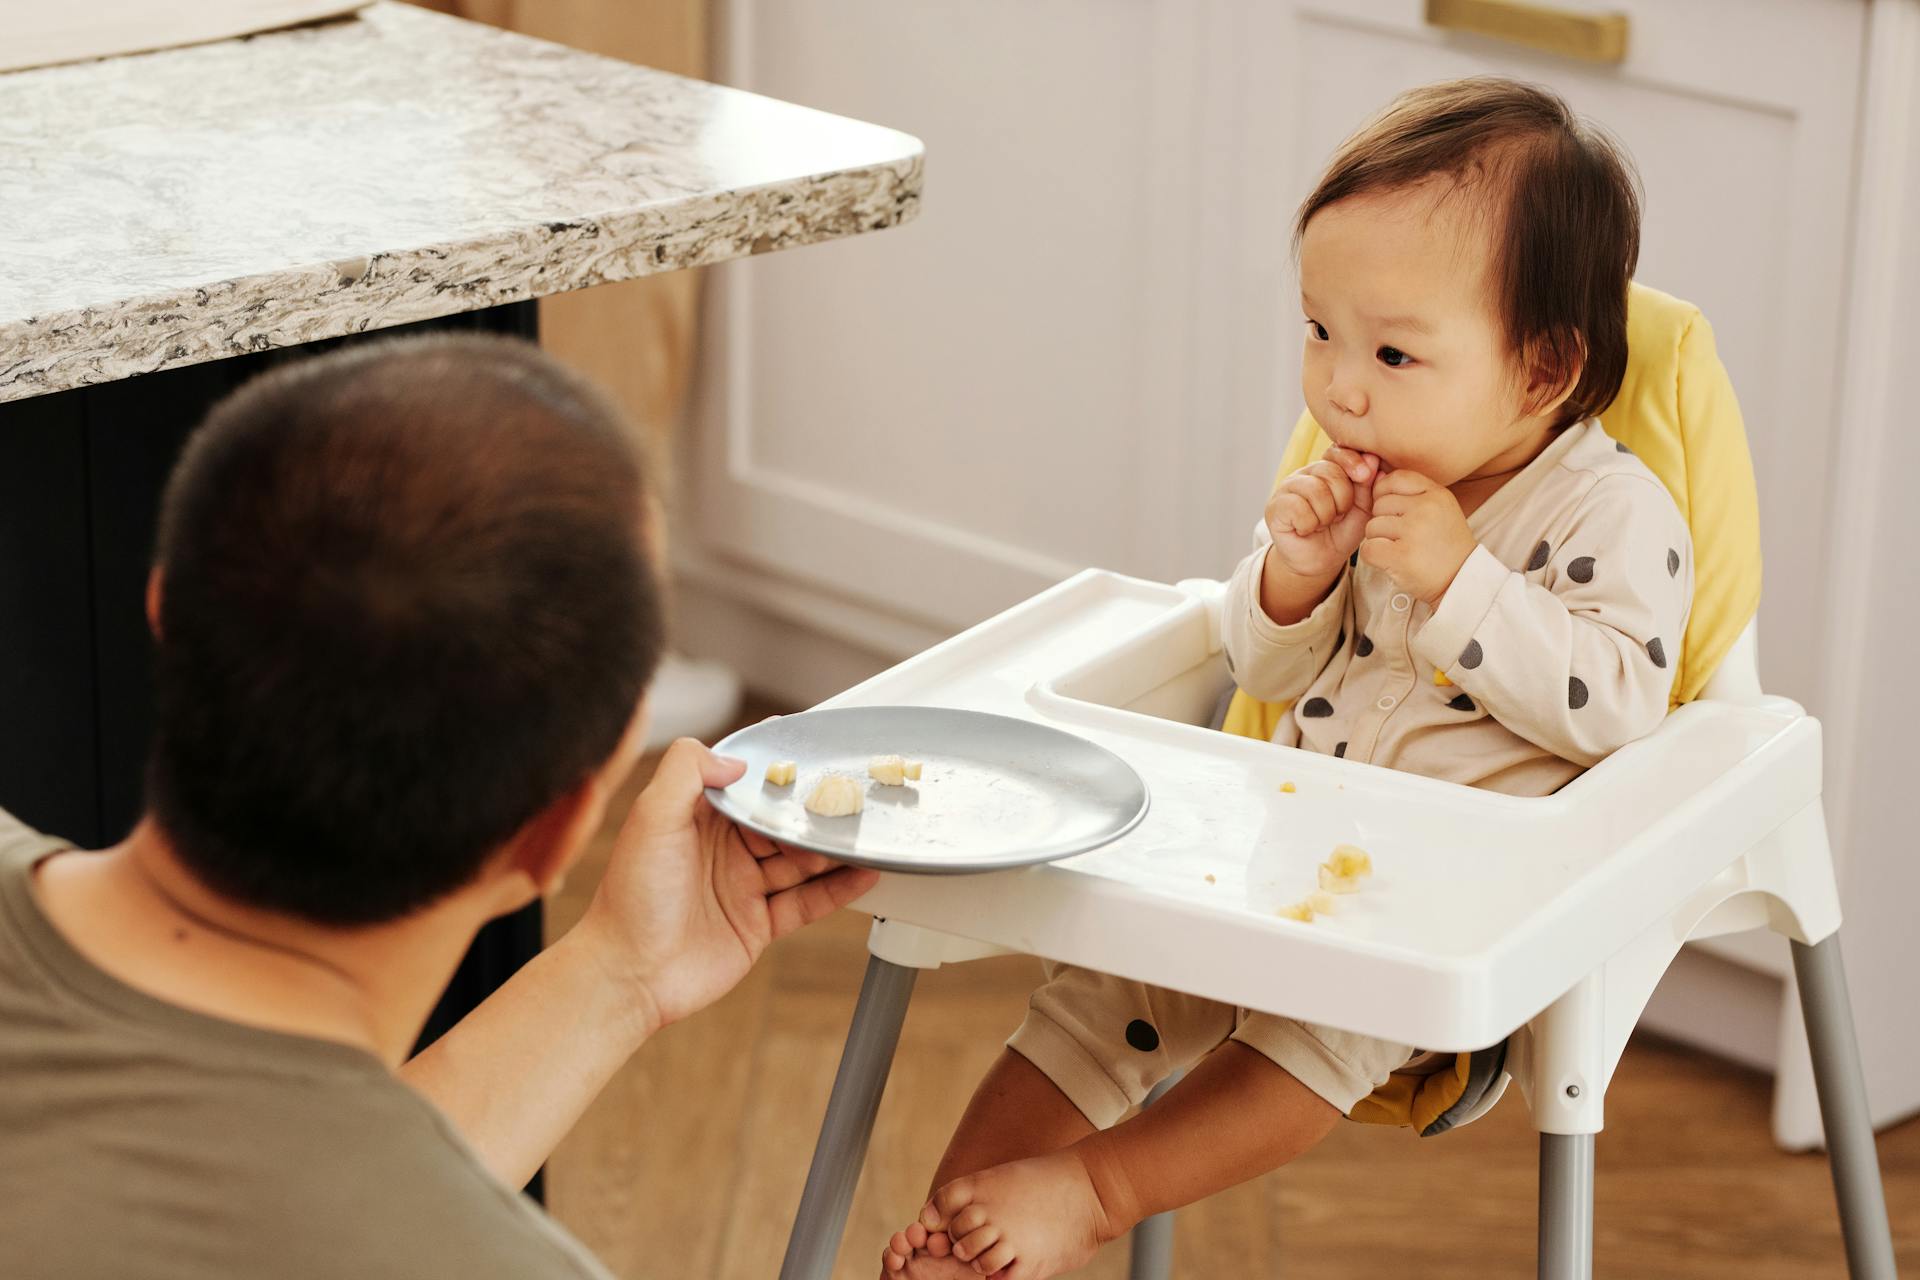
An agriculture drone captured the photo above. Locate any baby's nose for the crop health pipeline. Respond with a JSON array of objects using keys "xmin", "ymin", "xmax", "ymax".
[{"xmin": 1326, "ymin": 380, "xmax": 1368, "ymax": 418}]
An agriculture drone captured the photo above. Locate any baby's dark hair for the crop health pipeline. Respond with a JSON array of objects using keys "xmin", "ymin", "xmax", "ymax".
[{"xmin": 1296, "ymin": 77, "xmax": 1642, "ymax": 426}]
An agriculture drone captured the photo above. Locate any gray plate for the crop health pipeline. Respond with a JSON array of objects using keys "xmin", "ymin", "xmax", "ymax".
[{"xmin": 705, "ymin": 706, "xmax": 1150, "ymax": 874}]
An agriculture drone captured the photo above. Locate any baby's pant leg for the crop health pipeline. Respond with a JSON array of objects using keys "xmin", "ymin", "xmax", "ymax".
[
  {"xmin": 1229, "ymin": 1012, "xmax": 1415, "ymax": 1113},
  {"xmin": 1006, "ymin": 961, "xmax": 1238, "ymax": 1128}
]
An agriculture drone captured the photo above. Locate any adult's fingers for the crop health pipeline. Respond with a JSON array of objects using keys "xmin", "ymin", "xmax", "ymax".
[
  {"xmin": 757, "ymin": 846, "xmax": 839, "ymax": 894},
  {"xmin": 766, "ymin": 865, "xmax": 879, "ymax": 938},
  {"xmin": 642, "ymin": 738, "xmax": 747, "ymax": 825}
]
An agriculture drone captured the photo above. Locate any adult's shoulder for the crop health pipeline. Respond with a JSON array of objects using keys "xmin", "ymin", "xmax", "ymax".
[{"xmin": 0, "ymin": 807, "xmax": 71, "ymax": 866}]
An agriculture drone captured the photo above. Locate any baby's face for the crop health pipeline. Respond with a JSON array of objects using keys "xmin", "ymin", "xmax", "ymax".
[{"xmin": 1297, "ymin": 182, "xmax": 1547, "ymax": 486}]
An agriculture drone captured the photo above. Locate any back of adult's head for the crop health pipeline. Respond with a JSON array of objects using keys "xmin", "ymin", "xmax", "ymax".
[{"xmin": 148, "ymin": 334, "xmax": 664, "ymax": 927}]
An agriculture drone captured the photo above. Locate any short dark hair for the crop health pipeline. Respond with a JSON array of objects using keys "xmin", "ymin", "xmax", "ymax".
[
  {"xmin": 1296, "ymin": 77, "xmax": 1642, "ymax": 426},
  {"xmin": 148, "ymin": 335, "xmax": 664, "ymax": 926}
]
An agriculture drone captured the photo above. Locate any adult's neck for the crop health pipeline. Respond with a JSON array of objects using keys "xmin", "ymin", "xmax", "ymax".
[{"xmin": 30, "ymin": 820, "xmax": 496, "ymax": 1066}]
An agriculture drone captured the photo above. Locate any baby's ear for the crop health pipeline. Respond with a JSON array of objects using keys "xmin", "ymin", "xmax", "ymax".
[{"xmin": 1522, "ymin": 329, "xmax": 1586, "ymax": 420}]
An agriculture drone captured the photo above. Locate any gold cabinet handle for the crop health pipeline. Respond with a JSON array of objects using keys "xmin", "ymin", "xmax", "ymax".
[{"xmin": 1425, "ymin": 0, "xmax": 1629, "ymax": 65}]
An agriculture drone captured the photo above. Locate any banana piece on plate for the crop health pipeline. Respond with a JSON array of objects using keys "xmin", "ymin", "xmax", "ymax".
[
  {"xmin": 868, "ymin": 755, "xmax": 926, "ymax": 785},
  {"xmin": 1275, "ymin": 901, "xmax": 1316, "ymax": 923},
  {"xmin": 765, "ymin": 760, "xmax": 797, "ymax": 787},
  {"xmin": 804, "ymin": 775, "xmax": 865, "ymax": 817}
]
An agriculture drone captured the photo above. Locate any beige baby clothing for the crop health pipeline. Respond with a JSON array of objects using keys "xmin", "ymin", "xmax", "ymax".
[{"xmin": 1007, "ymin": 419, "xmax": 1695, "ymax": 1122}]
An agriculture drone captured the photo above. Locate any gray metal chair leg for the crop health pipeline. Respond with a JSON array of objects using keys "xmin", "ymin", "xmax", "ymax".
[
  {"xmin": 1126, "ymin": 1073, "xmax": 1182, "ymax": 1280},
  {"xmin": 1790, "ymin": 934, "xmax": 1898, "ymax": 1279},
  {"xmin": 779, "ymin": 955, "xmax": 920, "ymax": 1280},
  {"xmin": 1538, "ymin": 1132, "xmax": 1594, "ymax": 1280}
]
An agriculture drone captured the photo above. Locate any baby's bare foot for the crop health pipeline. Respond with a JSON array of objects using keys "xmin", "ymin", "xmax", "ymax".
[{"xmin": 919, "ymin": 1149, "xmax": 1111, "ymax": 1279}]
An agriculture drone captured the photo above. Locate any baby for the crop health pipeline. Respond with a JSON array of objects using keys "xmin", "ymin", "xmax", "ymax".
[{"xmin": 883, "ymin": 77, "xmax": 1693, "ymax": 1279}]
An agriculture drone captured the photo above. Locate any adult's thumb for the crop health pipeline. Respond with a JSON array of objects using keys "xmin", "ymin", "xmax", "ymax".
[{"xmin": 646, "ymin": 737, "xmax": 748, "ymax": 818}]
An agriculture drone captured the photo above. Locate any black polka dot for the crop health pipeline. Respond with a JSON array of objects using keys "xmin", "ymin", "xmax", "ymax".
[
  {"xmin": 1568, "ymin": 556, "xmax": 1595, "ymax": 584},
  {"xmin": 1647, "ymin": 637, "xmax": 1667, "ymax": 669},
  {"xmin": 1569, "ymin": 676, "xmax": 1589, "ymax": 710},
  {"xmin": 1616, "ymin": 440, "xmax": 1632, "ymax": 455},
  {"xmin": 1460, "ymin": 639, "xmax": 1484, "ymax": 669},
  {"xmin": 1527, "ymin": 541, "xmax": 1551, "ymax": 572},
  {"xmin": 1667, "ymin": 548, "xmax": 1680, "ymax": 578},
  {"xmin": 1334, "ymin": 627, "xmax": 1346, "ymax": 653},
  {"xmin": 1333, "ymin": 741, "xmax": 1348, "ymax": 758},
  {"xmin": 1448, "ymin": 692, "xmax": 1476, "ymax": 713},
  {"xmin": 1125, "ymin": 1019, "xmax": 1160, "ymax": 1053},
  {"xmin": 1301, "ymin": 697, "xmax": 1334, "ymax": 718},
  {"xmin": 1356, "ymin": 634, "xmax": 1374, "ymax": 658}
]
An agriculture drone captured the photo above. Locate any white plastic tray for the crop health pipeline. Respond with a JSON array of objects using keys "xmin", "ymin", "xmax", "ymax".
[{"xmin": 833, "ymin": 570, "xmax": 1822, "ymax": 1051}]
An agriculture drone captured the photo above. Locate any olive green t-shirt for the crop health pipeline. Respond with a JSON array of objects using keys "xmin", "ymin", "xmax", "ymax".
[{"xmin": 0, "ymin": 809, "xmax": 614, "ymax": 1280}]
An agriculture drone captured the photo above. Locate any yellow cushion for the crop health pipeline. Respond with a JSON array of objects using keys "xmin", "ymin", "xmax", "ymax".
[{"xmin": 1220, "ymin": 281, "xmax": 1762, "ymax": 744}]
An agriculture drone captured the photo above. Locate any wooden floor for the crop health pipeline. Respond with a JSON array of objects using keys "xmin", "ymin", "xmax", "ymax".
[{"xmin": 544, "ymin": 727, "xmax": 1919, "ymax": 1279}]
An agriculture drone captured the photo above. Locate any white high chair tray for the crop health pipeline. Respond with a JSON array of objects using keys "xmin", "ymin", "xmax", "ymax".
[
  {"xmin": 833, "ymin": 570, "xmax": 1823, "ymax": 1052},
  {"xmin": 705, "ymin": 706, "xmax": 1150, "ymax": 874}
]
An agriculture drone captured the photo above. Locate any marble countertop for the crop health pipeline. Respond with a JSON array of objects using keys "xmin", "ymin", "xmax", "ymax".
[{"xmin": 0, "ymin": 2, "xmax": 923, "ymax": 403}]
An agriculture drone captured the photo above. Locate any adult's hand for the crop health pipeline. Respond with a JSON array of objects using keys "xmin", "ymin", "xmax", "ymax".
[{"xmin": 577, "ymin": 737, "xmax": 879, "ymax": 1037}]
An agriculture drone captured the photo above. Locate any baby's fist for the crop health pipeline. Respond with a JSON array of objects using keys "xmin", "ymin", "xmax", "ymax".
[{"xmin": 1263, "ymin": 446, "xmax": 1380, "ymax": 579}]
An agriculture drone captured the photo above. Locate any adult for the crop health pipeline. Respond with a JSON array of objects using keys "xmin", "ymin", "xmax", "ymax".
[{"xmin": 0, "ymin": 336, "xmax": 876, "ymax": 1278}]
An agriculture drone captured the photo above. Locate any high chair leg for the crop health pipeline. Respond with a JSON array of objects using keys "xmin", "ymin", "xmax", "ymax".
[
  {"xmin": 1790, "ymin": 934, "xmax": 1898, "ymax": 1279},
  {"xmin": 1538, "ymin": 1133, "xmax": 1594, "ymax": 1280},
  {"xmin": 1126, "ymin": 1073, "xmax": 1182, "ymax": 1280},
  {"xmin": 779, "ymin": 955, "xmax": 919, "ymax": 1280}
]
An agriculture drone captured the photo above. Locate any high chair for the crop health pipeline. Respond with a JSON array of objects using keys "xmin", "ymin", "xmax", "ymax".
[{"xmin": 774, "ymin": 285, "xmax": 1898, "ymax": 1280}]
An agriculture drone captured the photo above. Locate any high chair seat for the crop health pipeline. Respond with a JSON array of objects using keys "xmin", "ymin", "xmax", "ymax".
[{"xmin": 774, "ymin": 289, "xmax": 1896, "ymax": 1280}]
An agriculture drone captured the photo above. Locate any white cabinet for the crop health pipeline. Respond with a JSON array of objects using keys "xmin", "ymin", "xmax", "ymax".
[{"xmin": 682, "ymin": 0, "xmax": 1916, "ymax": 1144}]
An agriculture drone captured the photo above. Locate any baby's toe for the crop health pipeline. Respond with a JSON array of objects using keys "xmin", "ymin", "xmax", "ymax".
[
  {"xmin": 926, "ymin": 1231, "xmax": 952, "ymax": 1258},
  {"xmin": 905, "ymin": 1222, "xmax": 929, "ymax": 1250},
  {"xmin": 972, "ymin": 1239, "xmax": 1017, "ymax": 1276}
]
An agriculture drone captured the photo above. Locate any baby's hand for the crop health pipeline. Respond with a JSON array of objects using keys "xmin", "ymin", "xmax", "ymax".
[
  {"xmin": 914, "ymin": 1150, "xmax": 1114, "ymax": 1279},
  {"xmin": 1264, "ymin": 446, "xmax": 1380, "ymax": 580},
  {"xmin": 1361, "ymin": 468, "xmax": 1476, "ymax": 604}
]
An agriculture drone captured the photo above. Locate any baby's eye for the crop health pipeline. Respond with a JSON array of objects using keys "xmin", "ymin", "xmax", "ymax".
[
  {"xmin": 1307, "ymin": 320, "xmax": 1329, "ymax": 341},
  {"xmin": 1377, "ymin": 345, "xmax": 1414, "ymax": 368}
]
